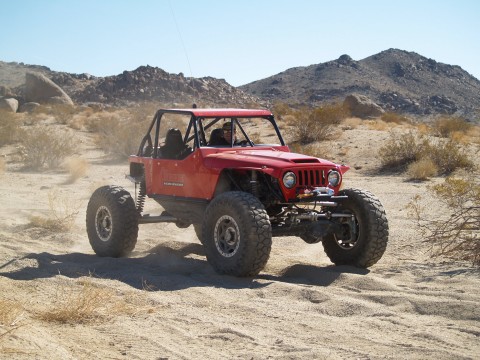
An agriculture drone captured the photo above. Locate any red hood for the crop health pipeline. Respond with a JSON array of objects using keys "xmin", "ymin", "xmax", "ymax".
[{"xmin": 203, "ymin": 148, "xmax": 348, "ymax": 176}]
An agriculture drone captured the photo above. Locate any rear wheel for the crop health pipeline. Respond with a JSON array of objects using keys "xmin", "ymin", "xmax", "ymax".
[
  {"xmin": 193, "ymin": 224, "xmax": 203, "ymax": 244},
  {"xmin": 322, "ymin": 188, "xmax": 389, "ymax": 268},
  {"xmin": 202, "ymin": 191, "xmax": 272, "ymax": 276},
  {"xmin": 86, "ymin": 185, "xmax": 138, "ymax": 257}
]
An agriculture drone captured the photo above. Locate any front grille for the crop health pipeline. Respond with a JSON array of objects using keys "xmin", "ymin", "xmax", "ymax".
[{"xmin": 296, "ymin": 169, "xmax": 326, "ymax": 187}]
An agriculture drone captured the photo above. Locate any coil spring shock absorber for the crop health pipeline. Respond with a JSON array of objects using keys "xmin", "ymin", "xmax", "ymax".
[{"xmin": 136, "ymin": 179, "xmax": 147, "ymax": 214}]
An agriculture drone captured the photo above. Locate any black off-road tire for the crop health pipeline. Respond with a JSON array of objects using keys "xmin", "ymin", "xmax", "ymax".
[
  {"xmin": 202, "ymin": 191, "xmax": 272, "ymax": 277},
  {"xmin": 193, "ymin": 224, "xmax": 204, "ymax": 244},
  {"xmin": 323, "ymin": 188, "xmax": 389, "ymax": 268},
  {"xmin": 86, "ymin": 185, "xmax": 139, "ymax": 257}
]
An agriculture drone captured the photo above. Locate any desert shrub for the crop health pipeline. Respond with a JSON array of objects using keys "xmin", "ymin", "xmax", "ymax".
[
  {"xmin": 0, "ymin": 298, "xmax": 23, "ymax": 326},
  {"xmin": 36, "ymin": 280, "xmax": 112, "ymax": 324},
  {"xmin": 424, "ymin": 139, "xmax": 474, "ymax": 174},
  {"xmin": 406, "ymin": 158, "xmax": 438, "ymax": 180},
  {"xmin": 36, "ymin": 278, "xmax": 150, "ymax": 324},
  {"xmin": 272, "ymin": 102, "xmax": 293, "ymax": 120},
  {"xmin": 432, "ymin": 116, "xmax": 472, "ymax": 138},
  {"xmin": 289, "ymin": 142, "xmax": 331, "ymax": 159},
  {"xmin": 0, "ymin": 298, "xmax": 24, "ymax": 351},
  {"xmin": 37, "ymin": 104, "xmax": 78, "ymax": 125},
  {"xmin": 0, "ymin": 111, "xmax": 23, "ymax": 146},
  {"xmin": 381, "ymin": 112, "xmax": 411, "ymax": 124},
  {"xmin": 379, "ymin": 131, "xmax": 474, "ymax": 175},
  {"xmin": 0, "ymin": 157, "xmax": 5, "ymax": 174},
  {"xmin": 408, "ymin": 176, "xmax": 480, "ymax": 265},
  {"xmin": 88, "ymin": 107, "xmax": 151, "ymax": 159},
  {"xmin": 340, "ymin": 117, "xmax": 362, "ymax": 130},
  {"xmin": 29, "ymin": 191, "xmax": 79, "ymax": 232},
  {"xmin": 20, "ymin": 126, "xmax": 76, "ymax": 170},
  {"xmin": 287, "ymin": 103, "xmax": 347, "ymax": 144},
  {"xmin": 378, "ymin": 131, "xmax": 427, "ymax": 169}
]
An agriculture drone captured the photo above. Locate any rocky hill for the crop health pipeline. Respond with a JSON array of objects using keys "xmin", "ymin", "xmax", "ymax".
[
  {"xmin": 1, "ymin": 49, "xmax": 480, "ymax": 119},
  {"xmin": 239, "ymin": 49, "xmax": 480, "ymax": 120},
  {"xmin": 0, "ymin": 61, "xmax": 262, "ymax": 108}
]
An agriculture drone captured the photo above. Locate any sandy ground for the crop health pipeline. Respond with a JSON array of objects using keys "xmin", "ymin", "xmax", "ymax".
[{"xmin": 0, "ymin": 121, "xmax": 479, "ymax": 359}]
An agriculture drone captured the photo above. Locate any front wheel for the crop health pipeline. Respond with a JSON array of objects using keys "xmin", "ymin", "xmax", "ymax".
[
  {"xmin": 202, "ymin": 191, "xmax": 272, "ymax": 277},
  {"xmin": 86, "ymin": 185, "xmax": 138, "ymax": 257},
  {"xmin": 322, "ymin": 188, "xmax": 389, "ymax": 268}
]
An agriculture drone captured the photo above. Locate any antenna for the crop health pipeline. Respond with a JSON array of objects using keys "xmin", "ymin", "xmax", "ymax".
[{"xmin": 168, "ymin": 1, "xmax": 198, "ymax": 106}]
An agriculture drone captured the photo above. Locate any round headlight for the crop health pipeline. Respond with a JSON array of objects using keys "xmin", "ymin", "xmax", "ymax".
[
  {"xmin": 283, "ymin": 171, "xmax": 296, "ymax": 189},
  {"xmin": 328, "ymin": 170, "xmax": 341, "ymax": 187}
]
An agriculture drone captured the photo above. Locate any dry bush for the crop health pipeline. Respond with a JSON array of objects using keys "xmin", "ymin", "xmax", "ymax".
[
  {"xmin": 287, "ymin": 103, "xmax": 347, "ymax": 144},
  {"xmin": 406, "ymin": 158, "xmax": 438, "ymax": 180},
  {"xmin": 379, "ymin": 131, "xmax": 474, "ymax": 176},
  {"xmin": 408, "ymin": 176, "xmax": 480, "ymax": 265},
  {"xmin": 89, "ymin": 108, "xmax": 151, "ymax": 159},
  {"xmin": 0, "ymin": 157, "xmax": 5, "ymax": 174},
  {"xmin": 36, "ymin": 278, "xmax": 151, "ymax": 324},
  {"xmin": 272, "ymin": 102, "xmax": 294, "ymax": 120},
  {"xmin": 381, "ymin": 112, "xmax": 411, "ymax": 124},
  {"xmin": 379, "ymin": 131, "xmax": 426, "ymax": 169},
  {"xmin": 0, "ymin": 298, "xmax": 25, "ymax": 355},
  {"xmin": 340, "ymin": 117, "xmax": 362, "ymax": 130},
  {"xmin": 0, "ymin": 111, "xmax": 23, "ymax": 146},
  {"xmin": 66, "ymin": 107, "xmax": 96, "ymax": 130},
  {"xmin": 366, "ymin": 119, "xmax": 387, "ymax": 131},
  {"xmin": 29, "ymin": 191, "xmax": 79, "ymax": 232},
  {"xmin": 20, "ymin": 126, "xmax": 76, "ymax": 170},
  {"xmin": 64, "ymin": 157, "xmax": 88, "ymax": 183},
  {"xmin": 432, "ymin": 116, "xmax": 472, "ymax": 138},
  {"xmin": 37, "ymin": 279, "xmax": 113, "ymax": 324},
  {"xmin": 424, "ymin": 139, "xmax": 475, "ymax": 174},
  {"xmin": 0, "ymin": 298, "xmax": 23, "ymax": 327},
  {"xmin": 289, "ymin": 142, "xmax": 331, "ymax": 159},
  {"xmin": 37, "ymin": 104, "xmax": 78, "ymax": 125}
]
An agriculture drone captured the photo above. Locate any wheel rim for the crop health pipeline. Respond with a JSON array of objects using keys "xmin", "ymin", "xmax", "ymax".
[
  {"xmin": 214, "ymin": 215, "xmax": 240, "ymax": 257},
  {"xmin": 95, "ymin": 206, "xmax": 113, "ymax": 242},
  {"xmin": 334, "ymin": 212, "xmax": 359, "ymax": 250}
]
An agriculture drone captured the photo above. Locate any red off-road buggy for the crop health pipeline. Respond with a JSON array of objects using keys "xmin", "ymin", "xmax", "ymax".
[{"xmin": 86, "ymin": 108, "xmax": 388, "ymax": 276}]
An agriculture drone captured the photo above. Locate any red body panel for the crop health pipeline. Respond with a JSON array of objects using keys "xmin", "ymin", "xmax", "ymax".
[{"xmin": 130, "ymin": 145, "xmax": 350, "ymax": 201}]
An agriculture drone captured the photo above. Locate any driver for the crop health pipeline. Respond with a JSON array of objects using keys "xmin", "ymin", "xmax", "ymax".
[
  {"xmin": 209, "ymin": 122, "xmax": 239, "ymax": 146},
  {"xmin": 221, "ymin": 122, "xmax": 238, "ymax": 145}
]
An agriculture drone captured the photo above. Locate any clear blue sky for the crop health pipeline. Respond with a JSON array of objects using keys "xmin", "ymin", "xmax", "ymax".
[{"xmin": 1, "ymin": 0, "xmax": 479, "ymax": 86}]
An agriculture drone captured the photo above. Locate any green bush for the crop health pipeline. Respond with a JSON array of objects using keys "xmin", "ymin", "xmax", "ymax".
[
  {"xmin": 379, "ymin": 131, "xmax": 474, "ymax": 176},
  {"xmin": 288, "ymin": 103, "xmax": 348, "ymax": 144},
  {"xmin": 378, "ymin": 131, "xmax": 427, "ymax": 169}
]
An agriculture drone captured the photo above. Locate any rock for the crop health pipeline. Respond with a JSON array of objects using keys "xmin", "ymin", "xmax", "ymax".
[
  {"xmin": 0, "ymin": 98, "xmax": 19, "ymax": 113},
  {"xmin": 25, "ymin": 72, "xmax": 74, "ymax": 106},
  {"xmin": 343, "ymin": 94, "xmax": 384, "ymax": 118},
  {"xmin": 19, "ymin": 102, "xmax": 41, "ymax": 113}
]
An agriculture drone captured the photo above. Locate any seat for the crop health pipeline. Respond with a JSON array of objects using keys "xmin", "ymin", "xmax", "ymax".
[
  {"xmin": 160, "ymin": 128, "xmax": 186, "ymax": 159},
  {"xmin": 208, "ymin": 128, "xmax": 227, "ymax": 146}
]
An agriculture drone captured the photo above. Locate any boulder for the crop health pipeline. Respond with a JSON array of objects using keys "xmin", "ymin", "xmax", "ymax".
[
  {"xmin": 25, "ymin": 72, "xmax": 74, "ymax": 106},
  {"xmin": 0, "ymin": 98, "xmax": 19, "ymax": 113},
  {"xmin": 343, "ymin": 94, "xmax": 384, "ymax": 119}
]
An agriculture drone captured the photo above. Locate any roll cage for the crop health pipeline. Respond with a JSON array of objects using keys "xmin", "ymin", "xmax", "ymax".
[{"xmin": 137, "ymin": 108, "xmax": 286, "ymax": 158}]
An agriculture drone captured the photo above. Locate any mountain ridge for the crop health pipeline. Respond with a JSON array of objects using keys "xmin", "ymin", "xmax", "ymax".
[
  {"xmin": 1, "ymin": 48, "xmax": 479, "ymax": 119},
  {"xmin": 239, "ymin": 48, "xmax": 480, "ymax": 119}
]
